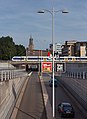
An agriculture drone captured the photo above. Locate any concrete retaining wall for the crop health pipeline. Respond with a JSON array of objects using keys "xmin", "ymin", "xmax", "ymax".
[
  {"xmin": 0, "ymin": 71, "xmax": 28, "ymax": 119},
  {"xmin": 56, "ymin": 76, "xmax": 87, "ymax": 111},
  {"xmin": 56, "ymin": 62, "xmax": 87, "ymax": 110}
]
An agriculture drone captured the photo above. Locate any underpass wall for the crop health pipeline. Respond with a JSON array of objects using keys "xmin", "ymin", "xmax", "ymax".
[
  {"xmin": 0, "ymin": 72, "xmax": 28, "ymax": 119},
  {"xmin": 55, "ymin": 62, "xmax": 87, "ymax": 111},
  {"xmin": 58, "ymin": 76, "xmax": 87, "ymax": 111}
]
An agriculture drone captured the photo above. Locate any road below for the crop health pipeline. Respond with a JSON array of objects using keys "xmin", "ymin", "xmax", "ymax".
[
  {"xmin": 16, "ymin": 72, "xmax": 47, "ymax": 119},
  {"xmin": 43, "ymin": 73, "xmax": 87, "ymax": 119}
]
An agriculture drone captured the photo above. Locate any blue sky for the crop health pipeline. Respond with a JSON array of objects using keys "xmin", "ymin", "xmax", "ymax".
[{"xmin": 0, "ymin": 0, "xmax": 87, "ymax": 49}]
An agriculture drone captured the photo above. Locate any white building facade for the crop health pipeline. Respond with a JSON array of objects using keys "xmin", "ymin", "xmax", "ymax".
[
  {"xmin": 49, "ymin": 43, "xmax": 63, "ymax": 56},
  {"xmin": 54, "ymin": 43, "xmax": 62, "ymax": 56}
]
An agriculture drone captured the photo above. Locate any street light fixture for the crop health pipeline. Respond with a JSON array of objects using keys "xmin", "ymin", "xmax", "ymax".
[
  {"xmin": 37, "ymin": 9, "xmax": 69, "ymax": 14},
  {"xmin": 38, "ymin": 8, "xmax": 68, "ymax": 118}
]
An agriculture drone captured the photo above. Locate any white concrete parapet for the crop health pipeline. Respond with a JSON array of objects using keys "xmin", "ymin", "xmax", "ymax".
[{"xmin": 0, "ymin": 69, "xmax": 27, "ymax": 81}]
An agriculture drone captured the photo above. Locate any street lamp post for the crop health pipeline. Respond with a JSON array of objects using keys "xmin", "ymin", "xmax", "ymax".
[{"xmin": 38, "ymin": 8, "xmax": 68, "ymax": 118}]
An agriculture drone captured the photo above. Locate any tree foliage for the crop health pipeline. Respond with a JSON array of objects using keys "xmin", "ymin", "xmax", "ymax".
[
  {"xmin": 0, "ymin": 36, "xmax": 26, "ymax": 60},
  {"xmin": 15, "ymin": 44, "xmax": 26, "ymax": 56}
]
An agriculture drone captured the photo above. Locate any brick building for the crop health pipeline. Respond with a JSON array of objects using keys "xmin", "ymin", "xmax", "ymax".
[{"xmin": 26, "ymin": 36, "xmax": 49, "ymax": 56}]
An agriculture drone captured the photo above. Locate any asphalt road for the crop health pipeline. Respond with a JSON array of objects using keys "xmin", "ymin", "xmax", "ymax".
[
  {"xmin": 43, "ymin": 73, "xmax": 87, "ymax": 119},
  {"xmin": 16, "ymin": 72, "xmax": 47, "ymax": 119}
]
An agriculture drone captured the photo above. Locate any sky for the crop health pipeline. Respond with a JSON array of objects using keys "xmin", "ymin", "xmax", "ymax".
[{"xmin": 0, "ymin": 0, "xmax": 87, "ymax": 50}]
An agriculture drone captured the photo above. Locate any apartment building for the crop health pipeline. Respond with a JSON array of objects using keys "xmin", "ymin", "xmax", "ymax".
[
  {"xmin": 75, "ymin": 42, "xmax": 87, "ymax": 56},
  {"xmin": 62, "ymin": 40, "xmax": 77, "ymax": 56},
  {"xmin": 62, "ymin": 40, "xmax": 87, "ymax": 56},
  {"xmin": 49, "ymin": 43, "xmax": 62, "ymax": 56}
]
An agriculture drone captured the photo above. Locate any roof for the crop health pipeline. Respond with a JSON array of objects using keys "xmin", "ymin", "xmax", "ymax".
[{"xmin": 61, "ymin": 102, "xmax": 71, "ymax": 106}]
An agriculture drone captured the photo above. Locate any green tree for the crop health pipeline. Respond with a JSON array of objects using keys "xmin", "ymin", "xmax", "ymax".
[
  {"xmin": 0, "ymin": 36, "xmax": 26, "ymax": 60},
  {"xmin": 15, "ymin": 44, "xmax": 26, "ymax": 56},
  {"xmin": 0, "ymin": 36, "xmax": 16, "ymax": 60}
]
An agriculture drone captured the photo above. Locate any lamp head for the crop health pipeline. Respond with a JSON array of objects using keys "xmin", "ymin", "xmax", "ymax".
[
  {"xmin": 62, "ymin": 10, "xmax": 69, "ymax": 13},
  {"xmin": 37, "ymin": 10, "xmax": 45, "ymax": 13}
]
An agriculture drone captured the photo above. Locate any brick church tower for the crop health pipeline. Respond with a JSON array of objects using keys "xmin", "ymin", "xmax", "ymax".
[
  {"xmin": 26, "ymin": 35, "xmax": 48, "ymax": 56},
  {"xmin": 26, "ymin": 35, "xmax": 34, "ymax": 56},
  {"xmin": 28, "ymin": 35, "xmax": 34, "ymax": 51}
]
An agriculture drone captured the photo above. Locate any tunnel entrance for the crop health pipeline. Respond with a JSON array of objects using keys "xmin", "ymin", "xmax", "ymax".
[{"xmin": 26, "ymin": 63, "xmax": 39, "ymax": 71}]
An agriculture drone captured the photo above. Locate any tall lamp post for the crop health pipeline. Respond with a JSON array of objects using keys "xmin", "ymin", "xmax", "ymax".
[{"xmin": 38, "ymin": 8, "xmax": 68, "ymax": 118}]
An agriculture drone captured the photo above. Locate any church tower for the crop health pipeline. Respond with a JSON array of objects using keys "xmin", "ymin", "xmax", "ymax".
[
  {"xmin": 28, "ymin": 35, "xmax": 34, "ymax": 50},
  {"xmin": 26, "ymin": 35, "xmax": 34, "ymax": 56}
]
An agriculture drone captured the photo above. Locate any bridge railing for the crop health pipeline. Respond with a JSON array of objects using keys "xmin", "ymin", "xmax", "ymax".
[
  {"xmin": 0, "ymin": 69, "xmax": 26, "ymax": 82},
  {"xmin": 64, "ymin": 71, "xmax": 87, "ymax": 79}
]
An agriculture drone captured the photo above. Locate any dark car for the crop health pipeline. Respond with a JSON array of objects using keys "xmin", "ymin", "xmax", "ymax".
[
  {"xmin": 48, "ymin": 78, "xmax": 58, "ymax": 87},
  {"xmin": 58, "ymin": 102, "xmax": 75, "ymax": 118}
]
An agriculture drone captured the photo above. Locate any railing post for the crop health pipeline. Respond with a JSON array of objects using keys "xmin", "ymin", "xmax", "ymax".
[
  {"xmin": 74, "ymin": 72, "xmax": 75, "ymax": 78},
  {"xmin": 1, "ymin": 71, "xmax": 3, "ymax": 81},
  {"xmin": 8, "ymin": 71, "xmax": 9, "ymax": 80},
  {"xmin": 80, "ymin": 72, "xmax": 81, "ymax": 79},
  {"xmin": 5, "ymin": 72, "xmax": 6, "ymax": 81},
  {"xmin": 83, "ymin": 71, "xmax": 85, "ymax": 79},
  {"xmin": 10, "ymin": 71, "xmax": 11, "ymax": 79},
  {"xmin": 77, "ymin": 72, "xmax": 78, "ymax": 79}
]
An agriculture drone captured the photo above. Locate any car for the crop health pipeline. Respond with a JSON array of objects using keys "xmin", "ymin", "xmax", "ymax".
[
  {"xmin": 58, "ymin": 102, "xmax": 75, "ymax": 118},
  {"xmin": 48, "ymin": 78, "xmax": 58, "ymax": 87}
]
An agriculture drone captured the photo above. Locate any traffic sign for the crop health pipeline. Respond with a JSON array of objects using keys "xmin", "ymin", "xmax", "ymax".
[{"xmin": 42, "ymin": 62, "xmax": 52, "ymax": 72}]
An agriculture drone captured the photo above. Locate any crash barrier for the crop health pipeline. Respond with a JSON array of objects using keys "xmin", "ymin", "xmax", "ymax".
[
  {"xmin": 57, "ymin": 74, "xmax": 87, "ymax": 110},
  {"xmin": 0, "ymin": 70, "xmax": 30, "ymax": 119}
]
